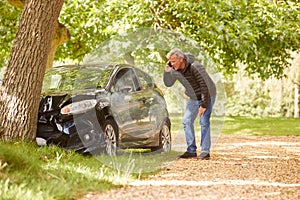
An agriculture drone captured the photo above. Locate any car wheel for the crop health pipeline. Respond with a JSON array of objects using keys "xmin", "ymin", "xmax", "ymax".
[
  {"xmin": 152, "ymin": 122, "xmax": 171, "ymax": 153},
  {"xmin": 102, "ymin": 118, "xmax": 118, "ymax": 156},
  {"xmin": 161, "ymin": 122, "xmax": 171, "ymax": 152}
]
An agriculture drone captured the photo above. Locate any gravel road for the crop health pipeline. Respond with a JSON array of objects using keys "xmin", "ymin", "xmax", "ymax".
[{"xmin": 79, "ymin": 135, "xmax": 300, "ymax": 200}]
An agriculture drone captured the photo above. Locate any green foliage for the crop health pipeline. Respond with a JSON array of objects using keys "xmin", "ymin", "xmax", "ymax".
[
  {"xmin": 1, "ymin": 0, "xmax": 299, "ymax": 79},
  {"xmin": 56, "ymin": 0, "xmax": 153, "ymax": 61},
  {"xmin": 226, "ymin": 80, "xmax": 272, "ymax": 116},
  {"xmin": 0, "ymin": 1, "xmax": 21, "ymax": 67},
  {"xmin": 156, "ymin": 0, "xmax": 300, "ymax": 79},
  {"xmin": 225, "ymin": 60, "xmax": 298, "ymax": 117}
]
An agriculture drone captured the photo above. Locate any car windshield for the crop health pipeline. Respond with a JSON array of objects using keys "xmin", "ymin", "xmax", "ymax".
[{"xmin": 42, "ymin": 65, "xmax": 114, "ymax": 92}]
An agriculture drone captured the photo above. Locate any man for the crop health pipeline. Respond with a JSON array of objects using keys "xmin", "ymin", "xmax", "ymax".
[{"xmin": 163, "ymin": 48, "xmax": 216, "ymax": 160}]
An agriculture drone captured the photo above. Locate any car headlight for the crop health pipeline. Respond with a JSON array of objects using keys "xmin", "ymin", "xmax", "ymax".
[{"xmin": 61, "ymin": 99, "xmax": 97, "ymax": 115}]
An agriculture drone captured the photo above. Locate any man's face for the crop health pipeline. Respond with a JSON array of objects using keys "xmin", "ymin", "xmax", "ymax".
[{"xmin": 169, "ymin": 54, "xmax": 185, "ymax": 70}]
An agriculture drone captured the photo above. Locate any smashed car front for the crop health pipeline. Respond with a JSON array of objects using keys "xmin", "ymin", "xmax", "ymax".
[{"xmin": 36, "ymin": 64, "xmax": 114, "ymax": 153}]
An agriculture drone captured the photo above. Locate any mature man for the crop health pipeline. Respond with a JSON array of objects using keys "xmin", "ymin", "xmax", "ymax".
[{"xmin": 163, "ymin": 48, "xmax": 216, "ymax": 159}]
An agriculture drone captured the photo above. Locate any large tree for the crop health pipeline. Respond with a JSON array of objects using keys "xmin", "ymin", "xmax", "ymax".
[
  {"xmin": 0, "ymin": 0, "xmax": 299, "ymax": 140},
  {"xmin": 0, "ymin": 0, "xmax": 64, "ymax": 140}
]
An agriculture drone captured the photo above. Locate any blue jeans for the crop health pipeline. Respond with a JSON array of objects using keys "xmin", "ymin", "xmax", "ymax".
[{"xmin": 182, "ymin": 97, "xmax": 215, "ymax": 154}]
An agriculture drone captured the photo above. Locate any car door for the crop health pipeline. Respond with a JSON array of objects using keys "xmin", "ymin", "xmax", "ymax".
[
  {"xmin": 110, "ymin": 67, "xmax": 152, "ymax": 142},
  {"xmin": 130, "ymin": 68, "xmax": 162, "ymax": 138}
]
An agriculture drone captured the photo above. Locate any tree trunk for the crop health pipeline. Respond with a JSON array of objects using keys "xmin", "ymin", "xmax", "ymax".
[
  {"xmin": 0, "ymin": 0, "xmax": 64, "ymax": 141},
  {"xmin": 7, "ymin": 1, "xmax": 71, "ymax": 69},
  {"xmin": 46, "ymin": 22, "xmax": 70, "ymax": 69}
]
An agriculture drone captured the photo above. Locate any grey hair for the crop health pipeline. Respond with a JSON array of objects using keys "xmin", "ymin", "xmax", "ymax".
[{"xmin": 166, "ymin": 48, "xmax": 185, "ymax": 59}]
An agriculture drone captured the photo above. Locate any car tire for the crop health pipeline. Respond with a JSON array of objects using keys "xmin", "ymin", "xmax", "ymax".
[
  {"xmin": 102, "ymin": 118, "xmax": 118, "ymax": 156},
  {"xmin": 152, "ymin": 121, "xmax": 171, "ymax": 153}
]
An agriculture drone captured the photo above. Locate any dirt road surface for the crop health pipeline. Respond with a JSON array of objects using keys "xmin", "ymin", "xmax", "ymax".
[{"xmin": 79, "ymin": 135, "xmax": 300, "ymax": 200}]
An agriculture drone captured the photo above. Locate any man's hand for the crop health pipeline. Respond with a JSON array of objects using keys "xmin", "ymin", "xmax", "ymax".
[
  {"xmin": 199, "ymin": 106, "xmax": 206, "ymax": 116},
  {"xmin": 165, "ymin": 62, "xmax": 172, "ymax": 72}
]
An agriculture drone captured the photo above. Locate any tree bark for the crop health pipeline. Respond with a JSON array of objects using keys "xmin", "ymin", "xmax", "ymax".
[
  {"xmin": 0, "ymin": 0, "xmax": 64, "ymax": 141},
  {"xmin": 47, "ymin": 22, "xmax": 70, "ymax": 69},
  {"xmin": 7, "ymin": 0, "xmax": 71, "ymax": 69}
]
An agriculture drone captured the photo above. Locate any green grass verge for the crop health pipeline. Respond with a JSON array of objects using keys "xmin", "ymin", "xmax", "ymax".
[
  {"xmin": 0, "ymin": 140, "xmax": 178, "ymax": 200},
  {"xmin": 0, "ymin": 141, "xmax": 116, "ymax": 200},
  {"xmin": 170, "ymin": 113, "xmax": 300, "ymax": 136},
  {"xmin": 221, "ymin": 116, "xmax": 300, "ymax": 136}
]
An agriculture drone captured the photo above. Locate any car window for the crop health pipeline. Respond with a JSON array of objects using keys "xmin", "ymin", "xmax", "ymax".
[
  {"xmin": 113, "ymin": 68, "xmax": 136, "ymax": 93},
  {"xmin": 42, "ymin": 65, "xmax": 114, "ymax": 92},
  {"xmin": 135, "ymin": 68, "xmax": 154, "ymax": 90},
  {"xmin": 75, "ymin": 66, "xmax": 112, "ymax": 89}
]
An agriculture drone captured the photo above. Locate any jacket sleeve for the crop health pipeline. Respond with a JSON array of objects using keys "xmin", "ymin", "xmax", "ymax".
[
  {"xmin": 163, "ymin": 70, "xmax": 177, "ymax": 87},
  {"xmin": 192, "ymin": 63, "xmax": 210, "ymax": 108}
]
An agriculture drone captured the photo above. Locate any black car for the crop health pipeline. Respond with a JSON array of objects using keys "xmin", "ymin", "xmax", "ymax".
[{"xmin": 36, "ymin": 63, "xmax": 171, "ymax": 155}]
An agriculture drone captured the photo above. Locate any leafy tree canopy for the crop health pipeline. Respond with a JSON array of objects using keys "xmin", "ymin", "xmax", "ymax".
[
  {"xmin": 1, "ymin": 0, "xmax": 299, "ymax": 79},
  {"xmin": 0, "ymin": 1, "xmax": 20, "ymax": 66}
]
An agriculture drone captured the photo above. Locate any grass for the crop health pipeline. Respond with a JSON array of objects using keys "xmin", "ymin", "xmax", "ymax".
[
  {"xmin": 1, "ymin": 116, "xmax": 299, "ymax": 199},
  {"xmin": 170, "ymin": 113, "xmax": 300, "ymax": 136},
  {"xmin": 221, "ymin": 116, "xmax": 300, "ymax": 136},
  {"xmin": 0, "ymin": 140, "xmax": 178, "ymax": 200},
  {"xmin": 0, "ymin": 141, "xmax": 116, "ymax": 200}
]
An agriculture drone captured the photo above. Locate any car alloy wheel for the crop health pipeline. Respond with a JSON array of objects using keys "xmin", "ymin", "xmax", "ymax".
[
  {"xmin": 161, "ymin": 123, "xmax": 171, "ymax": 152},
  {"xmin": 103, "ymin": 119, "xmax": 118, "ymax": 156}
]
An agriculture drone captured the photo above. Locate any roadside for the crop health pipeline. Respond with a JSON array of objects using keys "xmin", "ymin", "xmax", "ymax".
[{"xmin": 78, "ymin": 135, "xmax": 300, "ymax": 200}]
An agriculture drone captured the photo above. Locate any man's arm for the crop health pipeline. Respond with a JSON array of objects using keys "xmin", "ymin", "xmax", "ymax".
[{"xmin": 163, "ymin": 64, "xmax": 176, "ymax": 87}]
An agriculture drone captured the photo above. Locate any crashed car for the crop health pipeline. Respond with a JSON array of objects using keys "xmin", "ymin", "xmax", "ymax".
[{"xmin": 36, "ymin": 63, "xmax": 171, "ymax": 155}]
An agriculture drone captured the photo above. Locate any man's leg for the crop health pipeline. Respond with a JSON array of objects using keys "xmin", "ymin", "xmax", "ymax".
[
  {"xmin": 182, "ymin": 99, "xmax": 199, "ymax": 153},
  {"xmin": 200, "ymin": 96, "xmax": 215, "ymax": 155}
]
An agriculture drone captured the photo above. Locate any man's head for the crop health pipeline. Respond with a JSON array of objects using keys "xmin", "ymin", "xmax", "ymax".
[{"xmin": 167, "ymin": 48, "xmax": 186, "ymax": 70}]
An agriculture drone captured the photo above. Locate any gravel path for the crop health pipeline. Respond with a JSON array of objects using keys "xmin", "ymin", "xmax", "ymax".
[{"xmin": 79, "ymin": 135, "xmax": 300, "ymax": 200}]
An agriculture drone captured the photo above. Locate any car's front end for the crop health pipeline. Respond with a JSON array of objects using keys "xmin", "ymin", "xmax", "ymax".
[
  {"xmin": 37, "ymin": 92, "xmax": 109, "ymax": 154},
  {"xmin": 36, "ymin": 64, "xmax": 115, "ymax": 154}
]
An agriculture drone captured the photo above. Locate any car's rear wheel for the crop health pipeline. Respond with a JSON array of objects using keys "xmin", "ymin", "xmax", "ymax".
[
  {"xmin": 102, "ymin": 118, "xmax": 118, "ymax": 156},
  {"xmin": 152, "ymin": 122, "xmax": 171, "ymax": 153}
]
